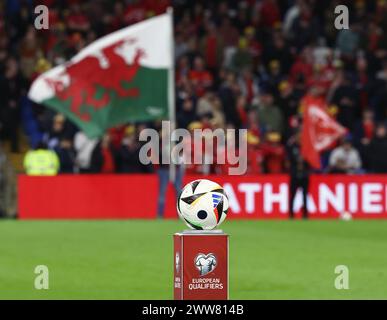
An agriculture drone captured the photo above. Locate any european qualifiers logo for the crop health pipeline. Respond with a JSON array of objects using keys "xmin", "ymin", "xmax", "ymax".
[
  {"xmin": 189, "ymin": 253, "xmax": 223, "ymax": 291},
  {"xmin": 195, "ymin": 253, "xmax": 217, "ymax": 276}
]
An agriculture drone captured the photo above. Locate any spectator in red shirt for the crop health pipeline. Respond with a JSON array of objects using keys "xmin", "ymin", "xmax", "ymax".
[
  {"xmin": 238, "ymin": 68, "xmax": 259, "ymax": 105},
  {"xmin": 67, "ymin": 3, "xmax": 90, "ymax": 33},
  {"xmin": 245, "ymin": 26, "xmax": 262, "ymax": 68},
  {"xmin": 245, "ymin": 113, "xmax": 264, "ymax": 174},
  {"xmin": 259, "ymin": 0, "xmax": 281, "ymax": 29},
  {"xmin": 289, "ymin": 47, "xmax": 314, "ymax": 85},
  {"xmin": 108, "ymin": 125, "xmax": 126, "ymax": 150},
  {"xmin": 219, "ymin": 17, "xmax": 240, "ymax": 48},
  {"xmin": 145, "ymin": 0, "xmax": 170, "ymax": 16},
  {"xmin": 246, "ymin": 136, "xmax": 264, "ymax": 174},
  {"xmin": 90, "ymin": 133, "xmax": 116, "ymax": 173},
  {"xmin": 200, "ymin": 22, "xmax": 224, "ymax": 71},
  {"xmin": 107, "ymin": 2, "xmax": 126, "ymax": 32},
  {"xmin": 123, "ymin": 0, "xmax": 147, "ymax": 25},
  {"xmin": 175, "ymin": 12, "xmax": 197, "ymax": 41},
  {"xmin": 261, "ymin": 132, "xmax": 286, "ymax": 173},
  {"xmin": 189, "ymin": 56, "xmax": 213, "ymax": 97}
]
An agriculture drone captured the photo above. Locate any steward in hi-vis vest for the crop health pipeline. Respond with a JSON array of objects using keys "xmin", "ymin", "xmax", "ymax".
[{"xmin": 24, "ymin": 143, "xmax": 60, "ymax": 176}]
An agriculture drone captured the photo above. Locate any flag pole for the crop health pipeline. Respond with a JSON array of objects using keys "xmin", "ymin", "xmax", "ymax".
[{"xmin": 167, "ymin": 7, "xmax": 176, "ymax": 182}]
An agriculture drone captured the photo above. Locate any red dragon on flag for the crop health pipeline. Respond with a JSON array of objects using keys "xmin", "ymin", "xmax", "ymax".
[
  {"xmin": 45, "ymin": 39, "xmax": 145, "ymax": 122},
  {"xmin": 29, "ymin": 13, "xmax": 172, "ymax": 138}
]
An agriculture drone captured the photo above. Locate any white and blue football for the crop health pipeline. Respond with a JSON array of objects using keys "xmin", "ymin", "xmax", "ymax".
[{"xmin": 177, "ymin": 179, "xmax": 229, "ymax": 230}]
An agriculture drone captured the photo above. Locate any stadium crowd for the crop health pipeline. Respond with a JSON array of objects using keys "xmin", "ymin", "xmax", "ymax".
[{"xmin": 2, "ymin": 0, "xmax": 387, "ymax": 175}]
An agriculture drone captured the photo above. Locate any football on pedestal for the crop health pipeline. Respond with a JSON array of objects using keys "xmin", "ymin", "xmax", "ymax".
[{"xmin": 174, "ymin": 179, "xmax": 229, "ymax": 300}]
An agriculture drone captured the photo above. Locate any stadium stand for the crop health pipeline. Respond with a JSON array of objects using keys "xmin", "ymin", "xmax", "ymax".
[{"xmin": 1, "ymin": 0, "xmax": 387, "ymax": 174}]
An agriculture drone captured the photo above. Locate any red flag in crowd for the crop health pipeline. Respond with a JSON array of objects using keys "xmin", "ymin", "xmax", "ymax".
[{"xmin": 301, "ymin": 100, "xmax": 347, "ymax": 169}]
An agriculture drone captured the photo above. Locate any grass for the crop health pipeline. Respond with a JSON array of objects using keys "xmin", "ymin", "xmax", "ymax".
[{"xmin": 0, "ymin": 219, "xmax": 386, "ymax": 299}]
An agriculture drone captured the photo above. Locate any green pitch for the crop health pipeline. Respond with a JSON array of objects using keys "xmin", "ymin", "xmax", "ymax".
[{"xmin": 0, "ymin": 219, "xmax": 386, "ymax": 299}]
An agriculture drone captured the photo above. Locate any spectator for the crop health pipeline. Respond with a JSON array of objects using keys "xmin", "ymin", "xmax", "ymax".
[
  {"xmin": 257, "ymin": 90, "xmax": 284, "ymax": 134},
  {"xmin": 90, "ymin": 133, "xmax": 116, "ymax": 173},
  {"xmin": 374, "ymin": 70, "xmax": 387, "ymax": 121},
  {"xmin": 200, "ymin": 22, "xmax": 224, "ymax": 72},
  {"xmin": 195, "ymin": 91, "xmax": 211, "ymax": 116},
  {"xmin": 367, "ymin": 123, "xmax": 387, "ymax": 173},
  {"xmin": 18, "ymin": 26, "xmax": 42, "ymax": 79},
  {"xmin": 350, "ymin": 58, "xmax": 369, "ymax": 113},
  {"xmin": 263, "ymin": 30, "xmax": 292, "ymax": 74},
  {"xmin": 219, "ymin": 17, "xmax": 239, "ymax": 68},
  {"xmin": 209, "ymin": 96, "xmax": 226, "ymax": 129},
  {"xmin": 238, "ymin": 68, "xmax": 259, "ymax": 105},
  {"xmin": 177, "ymin": 97, "xmax": 197, "ymax": 129},
  {"xmin": 353, "ymin": 109, "xmax": 375, "ymax": 168},
  {"xmin": 117, "ymin": 125, "xmax": 145, "ymax": 173},
  {"xmin": 246, "ymin": 131, "xmax": 264, "ymax": 174},
  {"xmin": 218, "ymin": 71, "xmax": 241, "ymax": 128},
  {"xmin": 55, "ymin": 138, "xmax": 75, "ymax": 173},
  {"xmin": 43, "ymin": 114, "xmax": 68, "ymax": 150},
  {"xmin": 277, "ymin": 81, "xmax": 299, "ymax": 128},
  {"xmin": 175, "ymin": 32, "xmax": 188, "ymax": 60},
  {"xmin": 244, "ymin": 26, "xmax": 262, "ymax": 69},
  {"xmin": 0, "ymin": 56, "xmax": 25, "ymax": 153},
  {"xmin": 219, "ymin": 17, "xmax": 239, "ymax": 49},
  {"xmin": 336, "ymin": 23, "xmax": 360, "ymax": 60},
  {"xmin": 231, "ymin": 37, "xmax": 253, "ymax": 72},
  {"xmin": 289, "ymin": 2, "xmax": 320, "ymax": 50},
  {"xmin": 175, "ymin": 55, "xmax": 190, "ymax": 86},
  {"xmin": 259, "ymin": 0, "xmax": 281, "ymax": 29},
  {"xmin": 261, "ymin": 132, "xmax": 286, "ymax": 174},
  {"xmin": 7, "ymin": 0, "xmax": 387, "ymax": 177},
  {"xmin": 67, "ymin": 3, "xmax": 90, "ymax": 33},
  {"xmin": 188, "ymin": 56, "xmax": 213, "ymax": 97},
  {"xmin": 73, "ymin": 131, "xmax": 98, "ymax": 173},
  {"xmin": 328, "ymin": 138, "xmax": 362, "ymax": 174},
  {"xmin": 264, "ymin": 60, "xmax": 285, "ymax": 95},
  {"xmin": 24, "ymin": 142, "xmax": 60, "ymax": 176},
  {"xmin": 330, "ymin": 73, "xmax": 360, "ymax": 131},
  {"xmin": 289, "ymin": 47, "xmax": 313, "ymax": 85},
  {"xmin": 283, "ymin": 0, "xmax": 302, "ymax": 38}
]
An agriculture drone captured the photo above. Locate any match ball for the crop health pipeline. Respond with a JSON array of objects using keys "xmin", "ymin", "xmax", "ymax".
[
  {"xmin": 340, "ymin": 211, "xmax": 353, "ymax": 221},
  {"xmin": 177, "ymin": 179, "xmax": 229, "ymax": 230}
]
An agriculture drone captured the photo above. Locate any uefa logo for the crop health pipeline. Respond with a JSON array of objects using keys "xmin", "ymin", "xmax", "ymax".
[{"xmin": 194, "ymin": 253, "xmax": 217, "ymax": 276}]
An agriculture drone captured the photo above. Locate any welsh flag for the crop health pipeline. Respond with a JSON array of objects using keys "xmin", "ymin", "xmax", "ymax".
[
  {"xmin": 28, "ymin": 13, "xmax": 173, "ymax": 138},
  {"xmin": 301, "ymin": 98, "xmax": 347, "ymax": 169}
]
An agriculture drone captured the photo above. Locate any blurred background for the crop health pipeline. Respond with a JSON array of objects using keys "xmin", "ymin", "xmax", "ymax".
[
  {"xmin": 1, "ymin": 0, "xmax": 387, "ymax": 218},
  {"xmin": 2, "ymin": 0, "xmax": 387, "ymax": 300}
]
